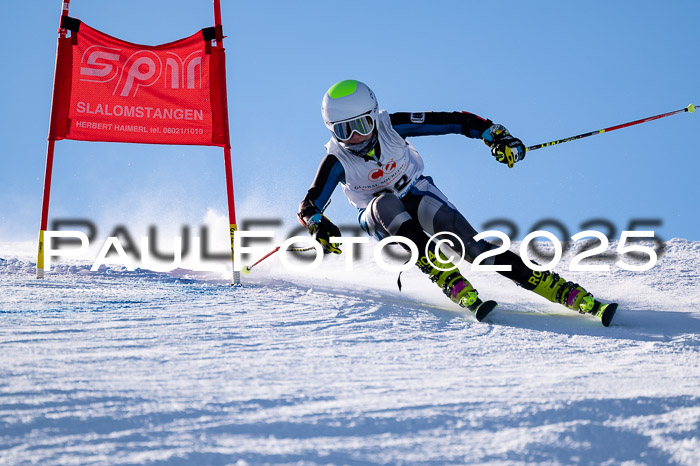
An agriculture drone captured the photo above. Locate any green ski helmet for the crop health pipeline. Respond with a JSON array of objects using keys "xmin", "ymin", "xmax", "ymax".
[{"xmin": 322, "ymin": 80, "xmax": 378, "ymax": 143}]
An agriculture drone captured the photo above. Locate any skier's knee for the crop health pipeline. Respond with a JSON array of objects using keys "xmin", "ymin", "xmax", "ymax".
[
  {"xmin": 362, "ymin": 193, "xmax": 412, "ymax": 239},
  {"xmin": 372, "ymin": 193, "xmax": 412, "ymax": 236},
  {"xmin": 370, "ymin": 192, "xmax": 402, "ymax": 214}
]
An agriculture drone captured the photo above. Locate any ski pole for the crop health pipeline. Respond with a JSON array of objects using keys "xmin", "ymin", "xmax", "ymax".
[
  {"xmin": 526, "ymin": 103, "xmax": 696, "ymax": 152},
  {"xmin": 242, "ymin": 244, "xmax": 316, "ymax": 274},
  {"xmin": 242, "ymin": 200, "xmax": 333, "ymax": 275}
]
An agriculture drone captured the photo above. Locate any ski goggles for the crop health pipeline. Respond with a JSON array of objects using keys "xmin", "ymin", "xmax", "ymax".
[{"xmin": 330, "ymin": 113, "xmax": 375, "ymax": 141}]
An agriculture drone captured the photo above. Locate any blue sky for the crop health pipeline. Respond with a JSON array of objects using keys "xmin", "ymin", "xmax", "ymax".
[{"xmin": 1, "ymin": 0, "xmax": 698, "ymax": 247}]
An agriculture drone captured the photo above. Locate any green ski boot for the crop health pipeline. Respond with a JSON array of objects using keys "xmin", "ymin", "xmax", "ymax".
[
  {"xmin": 527, "ymin": 270, "xmax": 617, "ymax": 326},
  {"xmin": 416, "ymin": 251, "xmax": 497, "ymax": 321}
]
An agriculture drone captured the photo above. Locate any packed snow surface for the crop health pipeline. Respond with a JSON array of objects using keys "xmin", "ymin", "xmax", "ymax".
[{"xmin": 1, "ymin": 238, "xmax": 699, "ymax": 464}]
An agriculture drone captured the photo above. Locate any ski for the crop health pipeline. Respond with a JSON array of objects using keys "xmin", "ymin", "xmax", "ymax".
[
  {"xmin": 465, "ymin": 298, "xmax": 616, "ymax": 326},
  {"xmin": 470, "ymin": 299, "xmax": 498, "ymax": 322},
  {"xmin": 591, "ymin": 301, "xmax": 618, "ymax": 327}
]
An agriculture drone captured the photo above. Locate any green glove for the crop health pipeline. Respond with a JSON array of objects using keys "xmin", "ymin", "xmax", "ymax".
[{"xmin": 482, "ymin": 124, "xmax": 526, "ymax": 168}]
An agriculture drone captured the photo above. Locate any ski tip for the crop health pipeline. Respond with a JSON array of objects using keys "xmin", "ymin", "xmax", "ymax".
[
  {"xmin": 475, "ymin": 300, "xmax": 498, "ymax": 322},
  {"xmin": 601, "ymin": 303, "xmax": 618, "ymax": 327}
]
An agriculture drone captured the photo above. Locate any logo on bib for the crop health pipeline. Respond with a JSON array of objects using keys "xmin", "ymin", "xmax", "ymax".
[{"xmin": 368, "ymin": 159, "xmax": 398, "ymax": 181}]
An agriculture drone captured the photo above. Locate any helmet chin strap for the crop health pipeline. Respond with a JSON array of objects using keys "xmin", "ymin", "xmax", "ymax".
[{"xmin": 341, "ymin": 130, "xmax": 378, "ymax": 158}]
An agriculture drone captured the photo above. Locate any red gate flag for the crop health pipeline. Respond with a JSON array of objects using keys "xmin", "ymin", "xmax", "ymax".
[
  {"xmin": 49, "ymin": 17, "xmax": 230, "ymax": 147},
  {"xmin": 40, "ymin": 3, "xmax": 239, "ymax": 284}
]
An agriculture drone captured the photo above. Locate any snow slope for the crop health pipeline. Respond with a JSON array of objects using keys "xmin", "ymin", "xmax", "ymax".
[{"xmin": 0, "ymin": 239, "xmax": 699, "ymax": 464}]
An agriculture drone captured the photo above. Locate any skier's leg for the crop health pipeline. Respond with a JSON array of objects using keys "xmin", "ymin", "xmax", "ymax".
[
  {"xmin": 491, "ymin": 250, "xmax": 596, "ymax": 312},
  {"xmin": 424, "ymin": 199, "xmax": 598, "ymax": 313},
  {"xmin": 360, "ymin": 192, "xmax": 485, "ymax": 310},
  {"xmin": 401, "ymin": 177, "xmax": 495, "ymax": 262},
  {"xmin": 402, "ymin": 178, "xmax": 612, "ymax": 320},
  {"xmin": 491, "ymin": 251, "xmax": 617, "ymax": 325}
]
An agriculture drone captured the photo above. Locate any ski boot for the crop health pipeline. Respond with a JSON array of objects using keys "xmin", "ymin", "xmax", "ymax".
[
  {"xmin": 416, "ymin": 251, "xmax": 497, "ymax": 321},
  {"xmin": 527, "ymin": 270, "xmax": 617, "ymax": 326}
]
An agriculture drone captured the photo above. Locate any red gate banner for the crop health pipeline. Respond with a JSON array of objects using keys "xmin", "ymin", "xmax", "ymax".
[{"xmin": 49, "ymin": 18, "xmax": 229, "ymax": 147}]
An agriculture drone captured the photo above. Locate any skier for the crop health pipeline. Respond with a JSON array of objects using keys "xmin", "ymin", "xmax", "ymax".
[{"xmin": 297, "ymin": 79, "xmax": 617, "ymax": 326}]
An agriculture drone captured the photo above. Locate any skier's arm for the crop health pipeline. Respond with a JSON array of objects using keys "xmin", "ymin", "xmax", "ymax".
[
  {"xmin": 389, "ymin": 111, "xmax": 493, "ymax": 139},
  {"xmin": 391, "ymin": 111, "xmax": 526, "ymax": 167},
  {"xmin": 298, "ymin": 153, "xmax": 345, "ymax": 225}
]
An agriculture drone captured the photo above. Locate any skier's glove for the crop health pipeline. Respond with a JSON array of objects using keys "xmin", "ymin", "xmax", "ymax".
[
  {"xmin": 305, "ymin": 214, "xmax": 342, "ymax": 255},
  {"xmin": 482, "ymin": 124, "xmax": 526, "ymax": 168}
]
